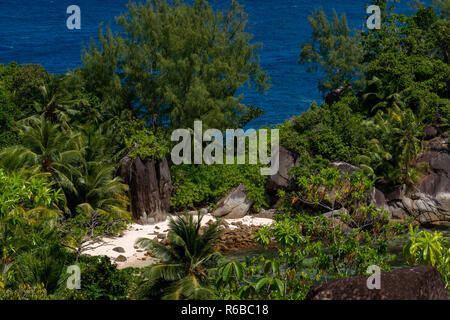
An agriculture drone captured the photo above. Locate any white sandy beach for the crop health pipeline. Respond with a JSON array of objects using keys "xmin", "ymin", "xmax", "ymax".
[{"xmin": 83, "ymin": 214, "xmax": 273, "ymax": 269}]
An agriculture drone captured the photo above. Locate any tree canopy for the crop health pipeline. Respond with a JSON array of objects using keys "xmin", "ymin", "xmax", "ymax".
[{"xmin": 81, "ymin": 0, "xmax": 270, "ymax": 130}]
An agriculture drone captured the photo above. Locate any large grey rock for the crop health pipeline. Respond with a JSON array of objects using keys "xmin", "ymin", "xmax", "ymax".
[
  {"xmin": 330, "ymin": 161, "xmax": 361, "ymax": 175},
  {"xmin": 424, "ymin": 125, "xmax": 438, "ymax": 139},
  {"xmin": 368, "ymin": 187, "xmax": 388, "ymax": 210},
  {"xmin": 119, "ymin": 156, "xmax": 172, "ymax": 224},
  {"xmin": 254, "ymin": 208, "xmax": 276, "ymax": 219},
  {"xmin": 329, "ymin": 162, "xmax": 388, "ymax": 211},
  {"xmin": 386, "ymin": 191, "xmax": 450, "ymax": 225},
  {"xmin": 266, "ymin": 146, "xmax": 299, "ymax": 190},
  {"xmin": 115, "ymin": 255, "xmax": 127, "ymax": 263},
  {"xmin": 323, "ymin": 208, "xmax": 348, "ymax": 219},
  {"xmin": 112, "ymin": 247, "xmax": 125, "ymax": 253},
  {"xmin": 324, "ymin": 86, "xmax": 352, "ymax": 106},
  {"xmin": 384, "ymin": 133, "xmax": 450, "ymax": 225},
  {"xmin": 212, "ymin": 184, "xmax": 253, "ymax": 219},
  {"xmin": 306, "ymin": 266, "xmax": 448, "ymax": 300}
]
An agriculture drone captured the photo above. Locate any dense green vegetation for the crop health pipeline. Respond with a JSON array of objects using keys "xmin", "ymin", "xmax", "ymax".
[
  {"xmin": 171, "ymin": 163, "xmax": 267, "ymax": 211},
  {"xmin": 293, "ymin": 1, "xmax": 449, "ymax": 187},
  {"xmin": 81, "ymin": 0, "xmax": 269, "ymax": 130},
  {"xmin": 0, "ymin": 0, "xmax": 449, "ymax": 300}
]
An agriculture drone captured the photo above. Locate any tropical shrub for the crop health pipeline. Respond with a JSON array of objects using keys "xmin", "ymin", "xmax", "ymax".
[
  {"xmin": 0, "ymin": 169, "xmax": 69, "ymax": 298},
  {"xmin": 0, "ymin": 283, "xmax": 49, "ymax": 300},
  {"xmin": 12, "ymin": 243, "xmax": 72, "ymax": 295},
  {"xmin": 0, "ymin": 63, "xmax": 49, "ymax": 118},
  {"xmin": 216, "ymin": 208, "xmax": 403, "ymax": 300},
  {"xmin": 290, "ymin": 168, "xmax": 374, "ymax": 216},
  {"xmin": 0, "ymin": 87, "xmax": 20, "ymax": 148},
  {"xmin": 279, "ymin": 97, "xmax": 369, "ymax": 164},
  {"xmin": 0, "ymin": 169, "xmax": 63, "ymax": 277},
  {"xmin": 58, "ymin": 256, "xmax": 137, "ymax": 300},
  {"xmin": 171, "ymin": 163, "xmax": 267, "ymax": 212},
  {"xmin": 403, "ymin": 226, "xmax": 449, "ymax": 291},
  {"xmin": 359, "ymin": 106, "xmax": 424, "ymax": 185},
  {"xmin": 125, "ymin": 128, "xmax": 170, "ymax": 161},
  {"xmin": 215, "ymin": 167, "xmax": 407, "ymax": 300}
]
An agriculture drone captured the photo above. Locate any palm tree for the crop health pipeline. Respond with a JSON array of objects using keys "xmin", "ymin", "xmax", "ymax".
[
  {"xmin": 64, "ymin": 161, "xmax": 129, "ymax": 218},
  {"xmin": 13, "ymin": 241, "xmax": 68, "ymax": 295},
  {"xmin": 73, "ymin": 122, "xmax": 120, "ymax": 163},
  {"xmin": 362, "ymin": 76, "xmax": 408, "ymax": 114},
  {"xmin": 361, "ymin": 106, "xmax": 423, "ymax": 185},
  {"xmin": 28, "ymin": 75, "xmax": 86, "ymax": 128},
  {"xmin": 135, "ymin": 213, "xmax": 223, "ymax": 300},
  {"xmin": 61, "ymin": 122, "xmax": 128, "ymax": 217},
  {"xmin": 57, "ymin": 125, "xmax": 129, "ymax": 258},
  {"xmin": 0, "ymin": 116, "xmax": 79, "ymax": 191},
  {"xmin": 0, "ymin": 116, "xmax": 79, "ymax": 187},
  {"xmin": 0, "ymin": 118, "xmax": 128, "ymax": 218},
  {"xmin": 390, "ymin": 107, "xmax": 424, "ymax": 185},
  {"xmin": 1, "ymin": 206, "xmax": 62, "ymax": 286}
]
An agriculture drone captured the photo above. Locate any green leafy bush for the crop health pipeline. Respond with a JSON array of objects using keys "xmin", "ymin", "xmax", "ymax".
[
  {"xmin": 215, "ymin": 167, "xmax": 406, "ymax": 300},
  {"xmin": 403, "ymin": 226, "xmax": 449, "ymax": 290},
  {"xmin": 358, "ymin": 106, "xmax": 424, "ymax": 185},
  {"xmin": 170, "ymin": 163, "xmax": 268, "ymax": 212},
  {"xmin": 12, "ymin": 243, "xmax": 73, "ymax": 295},
  {"xmin": 216, "ymin": 208, "xmax": 402, "ymax": 300},
  {"xmin": 0, "ymin": 169, "xmax": 64, "ymax": 214},
  {"xmin": 0, "ymin": 88, "xmax": 20, "ymax": 148},
  {"xmin": 279, "ymin": 97, "xmax": 369, "ymax": 163},
  {"xmin": 0, "ymin": 169, "xmax": 64, "ymax": 277},
  {"xmin": 125, "ymin": 129, "xmax": 170, "ymax": 160},
  {"xmin": 58, "ymin": 256, "xmax": 136, "ymax": 300},
  {"xmin": 0, "ymin": 283, "xmax": 49, "ymax": 300}
]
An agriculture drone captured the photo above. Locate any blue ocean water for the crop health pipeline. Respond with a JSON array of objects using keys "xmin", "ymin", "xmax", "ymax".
[{"xmin": 0, "ymin": 0, "xmax": 419, "ymax": 128}]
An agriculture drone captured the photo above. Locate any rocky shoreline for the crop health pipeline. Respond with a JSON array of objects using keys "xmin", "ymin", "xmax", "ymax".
[
  {"xmin": 267, "ymin": 131, "xmax": 450, "ymax": 227},
  {"xmin": 214, "ymin": 221, "xmax": 264, "ymax": 254}
]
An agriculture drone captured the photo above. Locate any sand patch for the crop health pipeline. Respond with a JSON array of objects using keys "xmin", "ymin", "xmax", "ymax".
[{"xmin": 83, "ymin": 214, "xmax": 273, "ymax": 269}]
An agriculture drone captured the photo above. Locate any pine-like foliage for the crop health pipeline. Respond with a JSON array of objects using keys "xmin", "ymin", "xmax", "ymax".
[{"xmin": 81, "ymin": 0, "xmax": 270, "ymax": 130}]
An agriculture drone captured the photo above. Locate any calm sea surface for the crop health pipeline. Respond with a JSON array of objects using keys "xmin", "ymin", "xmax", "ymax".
[{"xmin": 0, "ymin": 0, "xmax": 419, "ymax": 128}]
